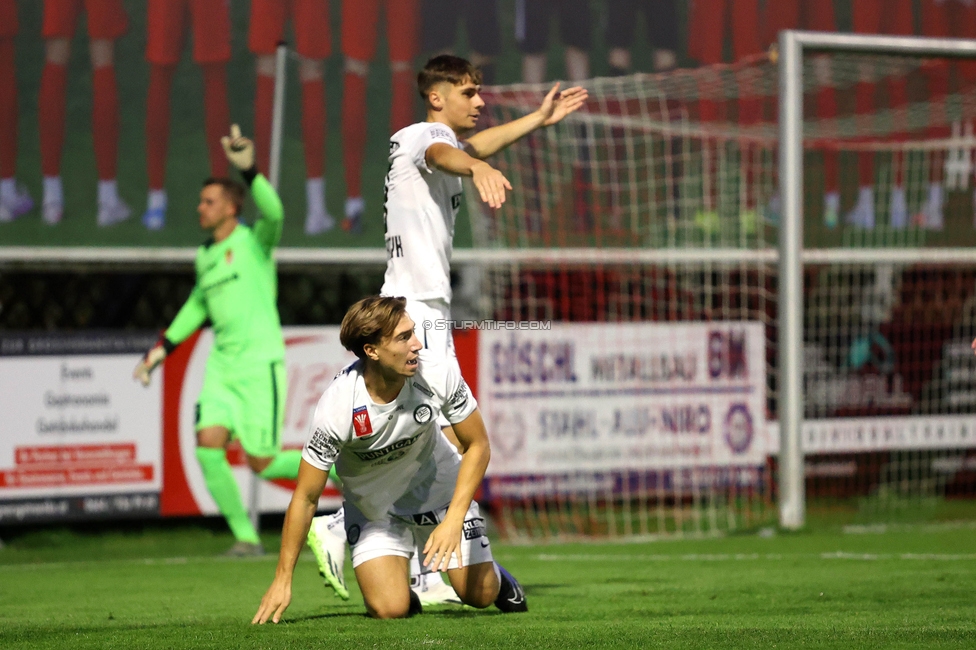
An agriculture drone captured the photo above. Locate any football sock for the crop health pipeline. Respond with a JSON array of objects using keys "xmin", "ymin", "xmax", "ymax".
[
  {"xmin": 92, "ymin": 65, "xmax": 119, "ymax": 180},
  {"xmin": 341, "ymin": 71, "xmax": 367, "ymax": 198},
  {"xmin": 202, "ymin": 64, "xmax": 230, "ymax": 177},
  {"xmin": 306, "ymin": 178, "xmax": 327, "ymax": 216},
  {"xmin": 254, "ymin": 73, "xmax": 275, "ymax": 172},
  {"xmin": 301, "ymin": 78, "xmax": 326, "ymax": 179},
  {"xmin": 146, "ymin": 64, "xmax": 175, "ymax": 190},
  {"xmin": 257, "ymin": 449, "xmax": 302, "ymax": 480},
  {"xmin": 39, "ymin": 62, "xmax": 67, "ymax": 177},
  {"xmin": 0, "ymin": 40, "xmax": 16, "ymax": 179},
  {"xmin": 390, "ymin": 66, "xmax": 415, "ymax": 133},
  {"xmin": 195, "ymin": 447, "xmax": 260, "ymax": 544}
]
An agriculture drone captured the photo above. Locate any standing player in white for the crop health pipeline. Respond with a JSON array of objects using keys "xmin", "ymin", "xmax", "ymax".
[
  {"xmin": 304, "ymin": 55, "xmax": 587, "ymax": 606},
  {"xmin": 253, "ymin": 296, "xmax": 527, "ymax": 621}
]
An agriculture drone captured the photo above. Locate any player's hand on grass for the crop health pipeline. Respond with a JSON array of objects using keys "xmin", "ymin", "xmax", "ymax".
[
  {"xmin": 133, "ymin": 344, "xmax": 166, "ymax": 387},
  {"xmin": 252, "ymin": 578, "xmax": 292, "ymax": 624},
  {"xmin": 221, "ymin": 124, "xmax": 255, "ymax": 171},
  {"xmin": 423, "ymin": 518, "xmax": 464, "ymax": 572},
  {"xmin": 471, "ymin": 161, "xmax": 512, "ymax": 210},
  {"xmin": 537, "ymin": 82, "xmax": 589, "ymax": 127}
]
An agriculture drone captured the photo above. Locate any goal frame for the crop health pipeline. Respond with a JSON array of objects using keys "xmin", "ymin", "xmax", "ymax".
[{"xmin": 777, "ymin": 30, "xmax": 976, "ymax": 530}]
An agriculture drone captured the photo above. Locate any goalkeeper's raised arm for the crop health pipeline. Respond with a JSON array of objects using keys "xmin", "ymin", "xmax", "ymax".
[{"xmin": 221, "ymin": 124, "xmax": 284, "ymax": 255}]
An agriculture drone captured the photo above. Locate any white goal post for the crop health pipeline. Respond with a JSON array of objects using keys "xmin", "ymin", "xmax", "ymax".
[{"xmin": 778, "ymin": 30, "xmax": 976, "ymax": 530}]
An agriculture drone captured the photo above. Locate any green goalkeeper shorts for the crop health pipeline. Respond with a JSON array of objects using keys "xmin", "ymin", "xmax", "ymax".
[{"xmin": 196, "ymin": 360, "xmax": 287, "ymax": 458}]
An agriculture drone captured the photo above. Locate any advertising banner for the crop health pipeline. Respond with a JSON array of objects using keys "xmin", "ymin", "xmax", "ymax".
[
  {"xmin": 160, "ymin": 327, "xmax": 355, "ymax": 517},
  {"xmin": 477, "ymin": 322, "xmax": 767, "ymax": 476},
  {"xmin": 0, "ymin": 332, "xmax": 162, "ymax": 523}
]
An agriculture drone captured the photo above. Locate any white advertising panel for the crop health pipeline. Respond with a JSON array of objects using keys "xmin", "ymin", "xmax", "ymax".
[
  {"xmin": 477, "ymin": 323, "xmax": 767, "ymax": 476},
  {"xmin": 174, "ymin": 327, "xmax": 354, "ymax": 515},
  {"xmin": 0, "ymin": 333, "xmax": 162, "ymax": 522}
]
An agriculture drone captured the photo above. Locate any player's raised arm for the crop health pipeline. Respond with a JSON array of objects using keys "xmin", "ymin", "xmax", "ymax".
[
  {"xmin": 463, "ymin": 83, "xmax": 589, "ymax": 159},
  {"xmin": 220, "ymin": 124, "xmax": 284, "ymax": 255},
  {"xmin": 426, "ymin": 143, "xmax": 512, "ymax": 209},
  {"xmin": 253, "ymin": 459, "xmax": 329, "ymax": 624},
  {"xmin": 133, "ymin": 286, "xmax": 207, "ymax": 386}
]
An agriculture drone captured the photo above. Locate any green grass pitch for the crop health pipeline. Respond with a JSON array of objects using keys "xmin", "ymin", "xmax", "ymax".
[{"xmin": 1, "ymin": 522, "xmax": 975, "ymax": 649}]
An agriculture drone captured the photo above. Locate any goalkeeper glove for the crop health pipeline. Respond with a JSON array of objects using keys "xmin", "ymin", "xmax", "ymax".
[
  {"xmin": 220, "ymin": 124, "xmax": 255, "ymax": 171},
  {"xmin": 133, "ymin": 342, "xmax": 168, "ymax": 387}
]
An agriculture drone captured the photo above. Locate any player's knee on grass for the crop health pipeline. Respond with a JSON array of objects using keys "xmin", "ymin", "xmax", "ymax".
[{"xmin": 447, "ymin": 561, "xmax": 499, "ymax": 609}]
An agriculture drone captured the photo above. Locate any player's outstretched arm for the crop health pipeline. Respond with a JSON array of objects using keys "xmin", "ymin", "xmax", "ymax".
[
  {"xmin": 253, "ymin": 460, "xmax": 328, "ymax": 624},
  {"xmin": 220, "ymin": 124, "xmax": 284, "ymax": 255},
  {"xmin": 464, "ymin": 83, "xmax": 589, "ymax": 160},
  {"xmin": 422, "ymin": 409, "xmax": 490, "ymax": 572},
  {"xmin": 427, "ymin": 143, "xmax": 513, "ymax": 209},
  {"xmin": 133, "ymin": 288, "xmax": 207, "ymax": 386}
]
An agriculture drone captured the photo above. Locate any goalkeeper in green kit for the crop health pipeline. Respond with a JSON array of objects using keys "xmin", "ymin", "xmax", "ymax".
[{"xmin": 134, "ymin": 125, "xmax": 299, "ymax": 556}]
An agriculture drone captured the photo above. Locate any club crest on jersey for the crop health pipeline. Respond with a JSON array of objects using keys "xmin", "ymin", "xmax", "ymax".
[
  {"xmin": 413, "ymin": 404, "xmax": 433, "ymax": 424},
  {"xmin": 224, "ymin": 249, "xmax": 233, "ymax": 265},
  {"xmin": 352, "ymin": 405, "xmax": 373, "ymax": 437}
]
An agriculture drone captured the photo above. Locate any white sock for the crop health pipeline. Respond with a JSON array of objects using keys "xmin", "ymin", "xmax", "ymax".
[
  {"xmin": 306, "ymin": 177, "xmax": 326, "ymax": 215},
  {"xmin": 43, "ymin": 176, "xmax": 62, "ymax": 205},
  {"xmin": 147, "ymin": 189, "xmax": 167, "ymax": 211},
  {"xmin": 824, "ymin": 191, "xmax": 839, "ymax": 214},
  {"xmin": 98, "ymin": 179, "xmax": 119, "ymax": 206},
  {"xmin": 345, "ymin": 196, "xmax": 364, "ymax": 218},
  {"xmin": 0, "ymin": 178, "xmax": 14, "ymax": 201}
]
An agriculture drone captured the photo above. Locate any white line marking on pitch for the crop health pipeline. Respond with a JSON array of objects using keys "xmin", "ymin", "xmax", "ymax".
[{"xmin": 532, "ymin": 552, "xmax": 976, "ymax": 562}]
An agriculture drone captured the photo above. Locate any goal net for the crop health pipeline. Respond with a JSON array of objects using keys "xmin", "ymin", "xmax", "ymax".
[{"xmin": 461, "ymin": 46, "xmax": 976, "ymax": 541}]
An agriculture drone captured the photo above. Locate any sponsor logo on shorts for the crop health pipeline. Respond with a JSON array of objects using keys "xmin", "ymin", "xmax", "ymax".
[
  {"xmin": 347, "ymin": 524, "xmax": 361, "ymax": 545},
  {"xmin": 353, "ymin": 405, "xmax": 373, "ymax": 437},
  {"xmin": 463, "ymin": 517, "xmax": 486, "ymax": 541},
  {"xmin": 306, "ymin": 428, "xmax": 340, "ymax": 464},
  {"xmin": 412, "ymin": 380, "xmax": 434, "ymax": 398},
  {"xmin": 411, "ymin": 511, "xmax": 441, "ymax": 526},
  {"xmin": 352, "ymin": 432, "xmax": 422, "ymax": 462},
  {"xmin": 413, "ymin": 404, "xmax": 433, "ymax": 424}
]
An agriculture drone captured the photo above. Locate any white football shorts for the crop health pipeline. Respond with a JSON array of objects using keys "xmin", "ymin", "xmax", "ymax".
[{"xmin": 345, "ymin": 500, "xmax": 494, "ymax": 573}]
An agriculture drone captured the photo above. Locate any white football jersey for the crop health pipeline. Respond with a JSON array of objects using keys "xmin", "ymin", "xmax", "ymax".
[
  {"xmin": 380, "ymin": 122, "xmax": 464, "ymax": 303},
  {"xmin": 301, "ymin": 349, "xmax": 478, "ymax": 521}
]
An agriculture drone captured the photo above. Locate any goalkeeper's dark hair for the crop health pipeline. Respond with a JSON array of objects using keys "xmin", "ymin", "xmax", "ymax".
[
  {"xmin": 203, "ymin": 177, "xmax": 245, "ymax": 216},
  {"xmin": 418, "ymin": 55, "xmax": 483, "ymax": 101},
  {"xmin": 340, "ymin": 296, "xmax": 409, "ymax": 361}
]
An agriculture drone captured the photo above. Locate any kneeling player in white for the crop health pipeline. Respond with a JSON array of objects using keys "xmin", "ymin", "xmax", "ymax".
[{"xmin": 253, "ymin": 296, "xmax": 526, "ymax": 622}]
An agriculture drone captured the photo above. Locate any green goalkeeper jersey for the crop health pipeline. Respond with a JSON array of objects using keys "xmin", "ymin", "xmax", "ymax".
[{"xmin": 164, "ymin": 173, "xmax": 285, "ymax": 366}]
